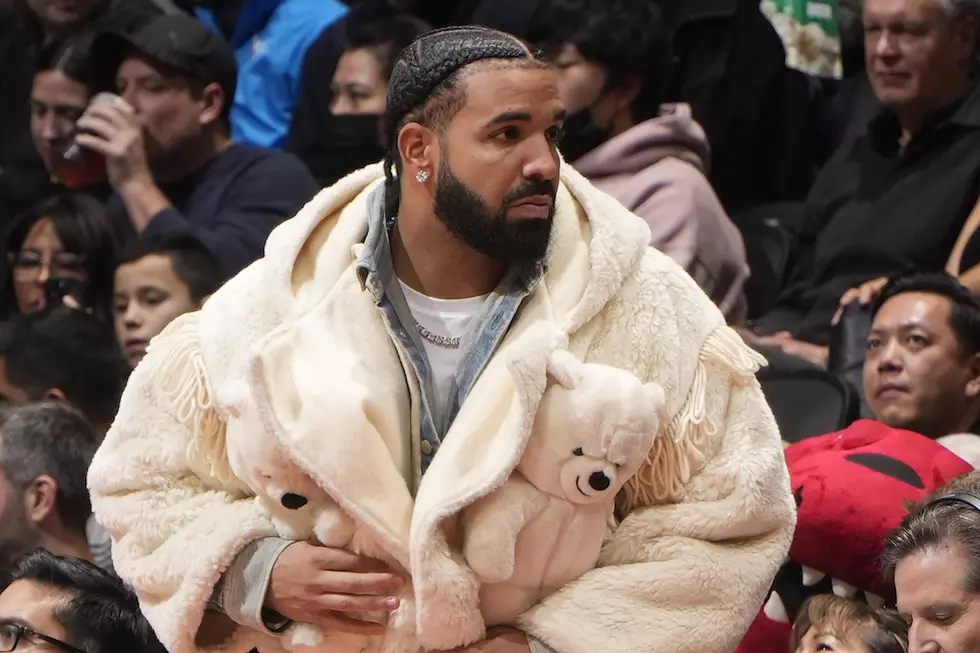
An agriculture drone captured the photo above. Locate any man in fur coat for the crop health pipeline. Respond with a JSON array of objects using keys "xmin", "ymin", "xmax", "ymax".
[{"xmin": 88, "ymin": 25, "xmax": 795, "ymax": 653}]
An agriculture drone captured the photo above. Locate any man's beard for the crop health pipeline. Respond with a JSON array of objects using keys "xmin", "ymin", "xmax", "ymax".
[
  {"xmin": 0, "ymin": 497, "xmax": 40, "ymax": 575},
  {"xmin": 432, "ymin": 162, "xmax": 556, "ymax": 263}
]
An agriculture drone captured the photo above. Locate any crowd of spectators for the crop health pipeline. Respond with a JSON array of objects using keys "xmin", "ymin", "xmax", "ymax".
[{"xmin": 1, "ymin": 0, "xmax": 980, "ymax": 651}]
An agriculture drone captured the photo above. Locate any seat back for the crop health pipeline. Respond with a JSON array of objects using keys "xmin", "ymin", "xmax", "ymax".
[{"xmin": 759, "ymin": 369, "xmax": 859, "ymax": 444}]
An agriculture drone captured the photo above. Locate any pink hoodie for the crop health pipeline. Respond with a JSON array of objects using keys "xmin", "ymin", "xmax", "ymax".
[{"xmin": 573, "ymin": 104, "xmax": 749, "ymax": 321}]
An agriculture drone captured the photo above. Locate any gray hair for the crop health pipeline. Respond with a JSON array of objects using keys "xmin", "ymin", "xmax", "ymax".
[
  {"xmin": 882, "ymin": 471, "xmax": 980, "ymax": 593},
  {"xmin": 0, "ymin": 402, "xmax": 100, "ymax": 537}
]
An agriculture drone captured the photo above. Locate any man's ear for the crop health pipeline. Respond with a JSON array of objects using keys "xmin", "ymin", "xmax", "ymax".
[
  {"xmin": 198, "ymin": 82, "xmax": 226, "ymax": 128},
  {"xmin": 397, "ymin": 122, "xmax": 439, "ymax": 181},
  {"xmin": 42, "ymin": 388, "xmax": 67, "ymax": 403},
  {"xmin": 965, "ymin": 352, "xmax": 980, "ymax": 398},
  {"xmin": 23, "ymin": 475, "xmax": 58, "ymax": 526}
]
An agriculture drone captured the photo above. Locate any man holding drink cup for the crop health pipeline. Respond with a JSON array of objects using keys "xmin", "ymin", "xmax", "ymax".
[{"xmin": 78, "ymin": 13, "xmax": 318, "ymax": 278}]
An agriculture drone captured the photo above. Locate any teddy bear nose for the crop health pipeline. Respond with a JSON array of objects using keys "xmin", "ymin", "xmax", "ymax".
[
  {"xmin": 588, "ymin": 472, "xmax": 611, "ymax": 491},
  {"xmin": 281, "ymin": 493, "xmax": 308, "ymax": 510}
]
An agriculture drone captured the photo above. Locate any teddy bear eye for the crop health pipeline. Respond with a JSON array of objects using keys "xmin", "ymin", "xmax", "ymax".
[{"xmin": 572, "ymin": 447, "xmax": 584, "ymax": 456}]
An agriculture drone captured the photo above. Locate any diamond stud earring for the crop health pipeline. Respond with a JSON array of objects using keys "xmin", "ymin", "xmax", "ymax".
[{"xmin": 415, "ymin": 169, "xmax": 429, "ymax": 183}]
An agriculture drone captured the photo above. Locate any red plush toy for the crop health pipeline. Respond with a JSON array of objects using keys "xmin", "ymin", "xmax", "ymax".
[{"xmin": 736, "ymin": 420, "xmax": 973, "ymax": 653}]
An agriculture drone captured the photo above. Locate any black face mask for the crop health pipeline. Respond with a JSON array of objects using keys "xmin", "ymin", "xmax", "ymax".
[
  {"xmin": 315, "ymin": 114, "xmax": 386, "ymax": 186},
  {"xmin": 559, "ymin": 107, "xmax": 612, "ymax": 163}
]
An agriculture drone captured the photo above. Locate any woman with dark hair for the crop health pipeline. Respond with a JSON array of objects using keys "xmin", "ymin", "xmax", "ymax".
[
  {"xmin": 30, "ymin": 31, "xmax": 113, "ymax": 195},
  {"xmin": 289, "ymin": 9, "xmax": 430, "ymax": 185},
  {"xmin": 3, "ymin": 193, "xmax": 118, "ymax": 323},
  {"xmin": 1, "ymin": 31, "xmax": 108, "ymax": 232},
  {"xmin": 330, "ymin": 12, "xmax": 431, "ymax": 117}
]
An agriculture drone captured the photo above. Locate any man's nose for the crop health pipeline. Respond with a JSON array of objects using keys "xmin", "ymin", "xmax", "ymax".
[
  {"xmin": 908, "ymin": 619, "xmax": 940, "ymax": 653},
  {"xmin": 874, "ymin": 30, "xmax": 900, "ymax": 59},
  {"xmin": 877, "ymin": 339, "xmax": 903, "ymax": 371},
  {"xmin": 120, "ymin": 87, "xmax": 140, "ymax": 113},
  {"xmin": 523, "ymin": 136, "xmax": 560, "ymax": 182}
]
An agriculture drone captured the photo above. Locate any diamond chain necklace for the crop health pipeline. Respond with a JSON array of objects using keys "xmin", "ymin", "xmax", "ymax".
[{"xmin": 414, "ymin": 322, "xmax": 461, "ymax": 349}]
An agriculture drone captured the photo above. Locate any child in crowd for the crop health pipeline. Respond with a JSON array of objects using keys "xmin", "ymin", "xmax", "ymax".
[
  {"xmin": 112, "ymin": 234, "xmax": 222, "ymax": 368},
  {"xmin": 791, "ymin": 595, "xmax": 909, "ymax": 653}
]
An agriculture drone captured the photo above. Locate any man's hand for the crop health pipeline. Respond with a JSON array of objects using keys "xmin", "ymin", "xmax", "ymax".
[
  {"xmin": 75, "ymin": 96, "xmax": 154, "ymax": 191},
  {"xmin": 755, "ymin": 331, "xmax": 829, "ymax": 368},
  {"xmin": 449, "ymin": 627, "xmax": 534, "ymax": 652},
  {"xmin": 266, "ymin": 541, "xmax": 405, "ymax": 636}
]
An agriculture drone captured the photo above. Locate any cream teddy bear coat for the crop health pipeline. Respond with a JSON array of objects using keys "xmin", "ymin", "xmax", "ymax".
[{"xmin": 87, "ymin": 162, "xmax": 795, "ymax": 653}]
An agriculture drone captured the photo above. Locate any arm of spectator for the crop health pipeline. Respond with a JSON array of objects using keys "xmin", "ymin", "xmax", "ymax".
[
  {"xmin": 516, "ymin": 328, "xmax": 796, "ymax": 653},
  {"xmin": 115, "ymin": 178, "xmax": 175, "ymax": 233},
  {"xmin": 832, "ymin": 276, "xmax": 889, "ymax": 325},
  {"xmin": 947, "ymin": 195, "xmax": 980, "ymax": 276},
  {"xmin": 87, "ymin": 310, "xmax": 282, "ymax": 653},
  {"xmin": 631, "ymin": 161, "xmax": 750, "ymax": 323},
  {"xmin": 960, "ymin": 264, "xmax": 980, "ymax": 295},
  {"xmin": 140, "ymin": 154, "xmax": 319, "ymax": 277}
]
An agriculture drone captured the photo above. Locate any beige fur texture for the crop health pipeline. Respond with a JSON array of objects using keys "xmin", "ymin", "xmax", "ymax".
[
  {"xmin": 461, "ymin": 350, "xmax": 665, "ymax": 626},
  {"xmin": 88, "ymin": 162, "xmax": 795, "ymax": 653}
]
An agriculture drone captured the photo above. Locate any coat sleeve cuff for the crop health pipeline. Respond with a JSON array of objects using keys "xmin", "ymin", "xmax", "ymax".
[
  {"xmin": 210, "ymin": 537, "xmax": 295, "ymax": 634},
  {"xmin": 528, "ymin": 635, "xmax": 559, "ymax": 653}
]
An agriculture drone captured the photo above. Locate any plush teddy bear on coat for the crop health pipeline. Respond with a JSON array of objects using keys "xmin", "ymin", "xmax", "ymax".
[
  {"xmin": 460, "ymin": 349, "xmax": 665, "ymax": 626},
  {"xmin": 221, "ymin": 381, "xmax": 416, "ymax": 653}
]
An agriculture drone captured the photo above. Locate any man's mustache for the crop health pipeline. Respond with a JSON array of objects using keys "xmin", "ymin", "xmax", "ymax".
[{"xmin": 504, "ymin": 179, "xmax": 557, "ymax": 205}]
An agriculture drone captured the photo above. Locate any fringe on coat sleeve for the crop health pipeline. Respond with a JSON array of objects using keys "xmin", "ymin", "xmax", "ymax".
[
  {"xmin": 518, "ymin": 326, "xmax": 795, "ymax": 653},
  {"xmin": 619, "ymin": 325, "xmax": 767, "ymax": 513},
  {"xmin": 87, "ymin": 313, "xmax": 279, "ymax": 653}
]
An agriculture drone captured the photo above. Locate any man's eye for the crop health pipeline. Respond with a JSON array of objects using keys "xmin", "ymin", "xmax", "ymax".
[
  {"xmin": 493, "ymin": 127, "xmax": 520, "ymax": 142},
  {"xmin": 907, "ymin": 334, "xmax": 928, "ymax": 347}
]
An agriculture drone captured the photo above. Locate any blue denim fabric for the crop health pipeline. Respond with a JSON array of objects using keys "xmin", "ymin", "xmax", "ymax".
[{"xmin": 356, "ymin": 187, "xmax": 543, "ymax": 474}]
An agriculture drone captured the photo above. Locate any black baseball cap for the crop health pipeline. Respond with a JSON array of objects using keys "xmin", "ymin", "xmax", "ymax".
[{"xmin": 92, "ymin": 13, "xmax": 237, "ymax": 102}]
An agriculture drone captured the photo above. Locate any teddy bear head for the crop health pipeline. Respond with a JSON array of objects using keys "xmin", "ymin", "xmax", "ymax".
[{"xmin": 518, "ymin": 350, "xmax": 665, "ymax": 506}]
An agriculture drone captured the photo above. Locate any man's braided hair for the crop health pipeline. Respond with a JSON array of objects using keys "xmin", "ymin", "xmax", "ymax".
[{"xmin": 382, "ymin": 25, "xmax": 547, "ymax": 218}]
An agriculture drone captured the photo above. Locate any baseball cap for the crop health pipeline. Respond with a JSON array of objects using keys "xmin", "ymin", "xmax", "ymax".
[{"xmin": 92, "ymin": 13, "xmax": 237, "ymax": 103}]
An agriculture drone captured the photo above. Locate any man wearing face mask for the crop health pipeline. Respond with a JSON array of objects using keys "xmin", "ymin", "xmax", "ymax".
[{"xmin": 528, "ymin": 0, "xmax": 750, "ymax": 322}]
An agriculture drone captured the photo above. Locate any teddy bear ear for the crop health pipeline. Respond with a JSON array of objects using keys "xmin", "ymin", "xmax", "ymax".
[
  {"xmin": 642, "ymin": 382, "xmax": 666, "ymax": 411},
  {"xmin": 546, "ymin": 349, "xmax": 583, "ymax": 389}
]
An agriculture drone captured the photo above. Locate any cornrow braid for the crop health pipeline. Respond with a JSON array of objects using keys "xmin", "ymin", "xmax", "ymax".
[{"xmin": 382, "ymin": 25, "xmax": 544, "ymax": 220}]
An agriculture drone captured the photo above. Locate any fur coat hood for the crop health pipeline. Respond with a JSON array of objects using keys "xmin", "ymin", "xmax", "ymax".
[{"xmin": 89, "ymin": 162, "xmax": 794, "ymax": 653}]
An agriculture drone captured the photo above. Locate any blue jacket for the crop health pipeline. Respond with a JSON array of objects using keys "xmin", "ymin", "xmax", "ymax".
[{"xmin": 196, "ymin": 0, "xmax": 347, "ymax": 148}]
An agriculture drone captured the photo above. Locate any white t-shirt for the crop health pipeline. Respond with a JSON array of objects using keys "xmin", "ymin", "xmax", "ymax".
[{"xmin": 398, "ymin": 280, "xmax": 488, "ymax": 422}]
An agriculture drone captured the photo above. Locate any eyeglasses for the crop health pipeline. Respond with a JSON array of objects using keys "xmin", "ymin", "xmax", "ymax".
[
  {"xmin": 7, "ymin": 251, "xmax": 86, "ymax": 283},
  {"xmin": 0, "ymin": 621, "xmax": 88, "ymax": 653}
]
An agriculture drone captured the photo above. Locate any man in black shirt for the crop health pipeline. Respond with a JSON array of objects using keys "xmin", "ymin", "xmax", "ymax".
[
  {"xmin": 750, "ymin": 0, "xmax": 980, "ymax": 367},
  {"xmin": 77, "ymin": 13, "xmax": 319, "ymax": 278}
]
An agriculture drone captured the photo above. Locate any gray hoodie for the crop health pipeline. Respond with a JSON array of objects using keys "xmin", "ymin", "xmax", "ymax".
[{"xmin": 573, "ymin": 104, "xmax": 749, "ymax": 321}]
